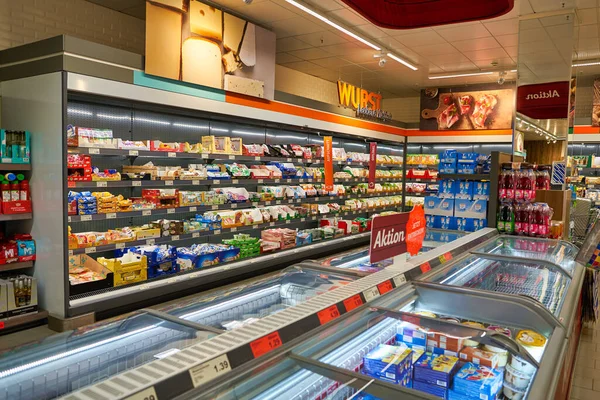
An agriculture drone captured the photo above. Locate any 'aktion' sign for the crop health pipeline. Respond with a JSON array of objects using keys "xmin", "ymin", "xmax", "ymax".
[{"xmin": 369, "ymin": 206, "xmax": 426, "ymax": 264}]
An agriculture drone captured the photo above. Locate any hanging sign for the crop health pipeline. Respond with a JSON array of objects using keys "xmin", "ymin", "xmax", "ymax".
[
  {"xmin": 338, "ymin": 81, "xmax": 392, "ymax": 121},
  {"xmin": 324, "ymin": 136, "xmax": 334, "ymax": 191},
  {"xmin": 369, "ymin": 206, "xmax": 426, "ymax": 264},
  {"xmin": 516, "ymin": 81, "xmax": 570, "ymax": 120},
  {"xmin": 368, "ymin": 142, "xmax": 377, "ymax": 190}
]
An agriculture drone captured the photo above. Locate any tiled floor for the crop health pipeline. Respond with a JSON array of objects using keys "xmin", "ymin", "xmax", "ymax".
[{"xmin": 571, "ymin": 321, "xmax": 600, "ymax": 399}]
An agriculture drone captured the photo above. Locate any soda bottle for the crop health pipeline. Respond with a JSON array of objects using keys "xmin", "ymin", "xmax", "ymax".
[
  {"xmin": 539, "ymin": 203, "xmax": 553, "ymax": 238},
  {"xmin": 514, "ymin": 169, "xmax": 524, "ymax": 202},
  {"xmin": 515, "ymin": 203, "xmax": 525, "ymax": 235},
  {"xmin": 500, "ymin": 164, "xmax": 515, "ymax": 200},
  {"xmin": 529, "ymin": 203, "xmax": 541, "ymax": 237},
  {"xmin": 505, "ymin": 202, "xmax": 515, "ymax": 234},
  {"xmin": 523, "ymin": 165, "xmax": 536, "ymax": 202},
  {"xmin": 497, "ymin": 203, "xmax": 506, "ymax": 233},
  {"xmin": 537, "ymin": 166, "xmax": 550, "ymax": 190}
]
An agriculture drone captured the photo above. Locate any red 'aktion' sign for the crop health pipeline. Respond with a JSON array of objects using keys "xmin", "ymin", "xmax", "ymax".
[{"xmin": 369, "ymin": 206, "xmax": 426, "ymax": 264}]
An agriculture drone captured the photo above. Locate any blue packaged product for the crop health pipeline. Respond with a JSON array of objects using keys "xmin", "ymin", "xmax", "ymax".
[
  {"xmin": 457, "ymin": 162, "xmax": 477, "ymax": 174},
  {"xmin": 413, "ymin": 380, "xmax": 448, "ymax": 399},
  {"xmin": 435, "ymin": 216, "xmax": 458, "ymax": 230},
  {"xmin": 425, "ymin": 197, "xmax": 454, "ymax": 217},
  {"xmin": 455, "ymin": 181, "xmax": 473, "ymax": 200},
  {"xmin": 355, "ymin": 395, "xmax": 382, "ymax": 400},
  {"xmin": 413, "ymin": 353, "xmax": 459, "ymax": 388},
  {"xmin": 458, "ymin": 153, "xmax": 480, "ymax": 162},
  {"xmin": 426, "ymin": 215, "xmax": 436, "ymax": 229},
  {"xmin": 454, "ymin": 199, "xmax": 487, "ymax": 219},
  {"xmin": 363, "ymin": 344, "xmax": 413, "ymax": 384},
  {"xmin": 427, "ymin": 346, "xmax": 459, "ymax": 358},
  {"xmin": 452, "ymin": 363, "xmax": 503, "ymax": 400},
  {"xmin": 438, "ymin": 180, "xmax": 456, "ymax": 199},
  {"xmin": 439, "ymin": 150, "xmax": 458, "ymax": 163},
  {"xmin": 439, "ymin": 162, "xmax": 457, "ymax": 174},
  {"xmin": 473, "ymin": 181, "xmax": 491, "ymax": 200},
  {"xmin": 396, "ymin": 324, "xmax": 427, "ymax": 347}
]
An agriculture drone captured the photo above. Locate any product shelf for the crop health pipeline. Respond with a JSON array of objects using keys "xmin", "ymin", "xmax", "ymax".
[
  {"xmin": 68, "ymin": 204, "xmax": 401, "ymax": 255},
  {"xmin": 68, "ymin": 177, "xmax": 404, "ymax": 189},
  {"xmin": 437, "ymin": 173, "xmax": 491, "ymax": 180},
  {"xmin": 0, "ymin": 309, "xmax": 48, "ymax": 332},
  {"xmin": 406, "ymin": 164, "xmax": 438, "ymax": 169},
  {"xmin": 0, "ymin": 164, "xmax": 31, "ymax": 171},
  {"xmin": 0, "ymin": 213, "xmax": 32, "ymax": 221},
  {"xmin": 405, "ymin": 178, "xmax": 438, "ymax": 183},
  {"xmin": 68, "ymin": 191, "xmax": 405, "ymax": 222},
  {"xmin": 0, "ymin": 261, "xmax": 34, "ymax": 273}
]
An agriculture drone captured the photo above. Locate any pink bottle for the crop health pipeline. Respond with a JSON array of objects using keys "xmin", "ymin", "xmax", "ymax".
[
  {"xmin": 500, "ymin": 164, "xmax": 515, "ymax": 200},
  {"xmin": 515, "ymin": 203, "xmax": 530, "ymax": 236},
  {"xmin": 523, "ymin": 166, "xmax": 536, "ymax": 202},
  {"xmin": 514, "ymin": 169, "xmax": 524, "ymax": 202},
  {"xmin": 537, "ymin": 166, "xmax": 550, "ymax": 190},
  {"xmin": 528, "ymin": 203, "xmax": 540, "ymax": 237},
  {"xmin": 538, "ymin": 203, "xmax": 553, "ymax": 238}
]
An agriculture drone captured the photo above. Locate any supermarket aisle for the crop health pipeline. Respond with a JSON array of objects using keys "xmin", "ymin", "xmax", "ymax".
[{"xmin": 571, "ymin": 321, "xmax": 600, "ymax": 399}]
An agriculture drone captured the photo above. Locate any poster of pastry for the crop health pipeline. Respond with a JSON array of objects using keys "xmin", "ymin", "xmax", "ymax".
[
  {"xmin": 420, "ymin": 85, "xmax": 514, "ymax": 131},
  {"xmin": 145, "ymin": 0, "xmax": 276, "ymax": 100},
  {"xmin": 592, "ymin": 78, "xmax": 600, "ymax": 127}
]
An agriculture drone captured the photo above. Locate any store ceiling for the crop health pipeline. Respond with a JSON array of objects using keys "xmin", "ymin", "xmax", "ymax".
[{"xmin": 88, "ymin": 0, "xmax": 600, "ymax": 97}]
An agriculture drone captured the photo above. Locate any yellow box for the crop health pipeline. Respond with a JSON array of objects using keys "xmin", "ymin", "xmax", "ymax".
[
  {"xmin": 203, "ymin": 136, "xmax": 231, "ymax": 154},
  {"xmin": 230, "ymin": 137, "xmax": 242, "ymax": 155},
  {"xmin": 133, "ymin": 228, "xmax": 161, "ymax": 240},
  {"xmin": 98, "ymin": 254, "xmax": 148, "ymax": 287}
]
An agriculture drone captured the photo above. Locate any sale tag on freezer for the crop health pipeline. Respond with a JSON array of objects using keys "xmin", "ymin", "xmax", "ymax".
[
  {"xmin": 317, "ymin": 305, "xmax": 341, "ymax": 325},
  {"xmin": 377, "ymin": 281, "xmax": 393, "ymax": 295},
  {"xmin": 250, "ymin": 332, "xmax": 282, "ymax": 358},
  {"xmin": 420, "ymin": 262, "xmax": 431, "ymax": 273},
  {"xmin": 343, "ymin": 295, "xmax": 364, "ymax": 312},
  {"xmin": 189, "ymin": 354, "xmax": 232, "ymax": 388}
]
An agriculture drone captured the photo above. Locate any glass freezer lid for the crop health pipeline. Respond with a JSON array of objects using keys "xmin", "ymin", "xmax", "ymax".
[
  {"xmin": 471, "ymin": 235, "xmax": 578, "ymax": 275},
  {"xmin": 164, "ymin": 266, "xmax": 357, "ymax": 331},
  {"xmin": 0, "ymin": 312, "xmax": 215, "ymax": 400},
  {"xmin": 425, "ymin": 255, "xmax": 570, "ymax": 317},
  {"xmin": 318, "ymin": 246, "xmax": 393, "ymax": 274}
]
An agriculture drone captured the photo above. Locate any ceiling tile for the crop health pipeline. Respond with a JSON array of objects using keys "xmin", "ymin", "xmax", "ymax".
[
  {"xmin": 233, "ymin": 1, "xmax": 298, "ymax": 24},
  {"xmin": 463, "ymin": 47, "xmax": 510, "ymax": 61},
  {"xmin": 312, "ymin": 69, "xmax": 343, "ymax": 82},
  {"xmin": 472, "ymin": 57, "xmax": 516, "ymax": 69},
  {"xmin": 303, "ymin": 0, "xmax": 346, "ymax": 12},
  {"xmin": 276, "ymin": 37, "xmax": 313, "ymax": 52},
  {"xmin": 435, "ymin": 23, "xmax": 492, "ymax": 41},
  {"xmin": 386, "ymin": 27, "xmax": 434, "ymax": 37},
  {"xmin": 312, "ymin": 56, "xmax": 353, "ymax": 69},
  {"xmin": 319, "ymin": 42, "xmax": 363, "ymax": 56},
  {"xmin": 519, "ymin": 0, "xmax": 534, "ymax": 15},
  {"xmin": 578, "ymin": 8, "xmax": 599, "ymax": 25},
  {"xmin": 520, "ymin": 19, "xmax": 543, "ymax": 30},
  {"xmin": 576, "ymin": 0, "xmax": 598, "ymax": 8},
  {"xmin": 279, "ymin": 60, "xmax": 323, "ymax": 73},
  {"xmin": 529, "ymin": 0, "xmax": 575, "ymax": 13},
  {"xmin": 484, "ymin": 19, "xmax": 519, "ymax": 36},
  {"xmin": 426, "ymin": 53, "xmax": 471, "ymax": 65},
  {"xmin": 439, "ymin": 61, "xmax": 478, "ymax": 72},
  {"xmin": 540, "ymin": 14, "xmax": 574, "ymax": 27},
  {"xmin": 276, "ymin": 53, "xmax": 303, "ymax": 64},
  {"xmin": 326, "ymin": 8, "xmax": 368, "ymax": 26},
  {"xmin": 452, "ymin": 37, "xmax": 501, "ymax": 52},
  {"xmin": 354, "ymin": 24, "xmax": 389, "ymax": 39},
  {"xmin": 394, "ymin": 31, "xmax": 447, "ymax": 47},
  {"xmin": 519, "ymin": 27, "xmax": 550, "ymax": 43},
  {"xmin": 412, "ymin": 43, "xmax": 460, "ymax": 57},
  {"xmin": 270, "ymin": 17, "xmax": 326, "ymax": 38},
  {"xmin": 495, "ymin": 33, "xmax": 519, "ymax": 47},
  {"xmin": 340, "ymin": 48, "xmax": 380, "ymax": 63},
  {"xmin": 337, "ymin": 63, "xmax": 369, "ymax": 74},
  {"xmin": 503, "ymin": 45, "xmax": 518, "ymax": 57},
  {"xmin": 295, "ymin": 30, "xmax": 349, "ymax": 47},
  {"xmin": 288, "ymin": 47, "xmax": 332, "ymax": 60}
]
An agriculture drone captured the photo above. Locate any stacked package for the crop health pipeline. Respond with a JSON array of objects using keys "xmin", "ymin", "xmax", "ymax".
[
  {"xmin": 413, "ymin": 353, "xmax": 460, "ymax": 399},
  {"xmin": 223, "ymin": 234, "xmax": 261, "ymax": 259},
  {"xmin": 93, "ymin": 192, "xmax": 120, "ymax": 214},
  {"xmin": 76, "ymin": 191, "xmax": 97, "ymax": 215},
  {"xmin": 363, "ymin": 344, "xmax": 414, "ymax": 387},
  {"xmin": 261, "ymin": 228, "xmax": 296, "ymax": 250},
  {"xmin": 448, "ymin": 363, "xmax": 503, "ymax": 400}
]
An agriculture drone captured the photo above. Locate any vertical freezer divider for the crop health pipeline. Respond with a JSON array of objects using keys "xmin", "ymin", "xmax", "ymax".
[
  {"xmin": 288, "ymin": 353, "xmax": 430, "ymax": 400},
  {"xmin": 139, "ymin": 309, "xmax": 225, "ymax": 335},
  {"xmin": 468, "ymin": 252, "xmax": 574, "ymax": 279},
  {"xmin": 370, "ymin": 306, "xmax": 539, "ymax": 368}
]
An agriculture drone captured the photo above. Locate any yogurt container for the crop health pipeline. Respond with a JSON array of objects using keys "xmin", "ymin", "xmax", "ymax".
[
  {"xmin": 510, "ymin": 356, "xmax": 536, "ymax": 376},
  {"xmin": 516, "ymin": 330, "xmax": 547, "ymax": 348},
  {"xmin": 505, "ymin": 364, "xmax": 532, "ymax": 389},
  {"xmin": 503, "ymin": 381, "xmax": 527, "ymax": 400},
  {"xmin": 483, "ymin": 344, "xmax": 509, "ymax": 367}
]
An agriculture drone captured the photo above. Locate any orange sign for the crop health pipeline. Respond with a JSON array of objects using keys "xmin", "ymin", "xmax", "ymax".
[
  {"xmin": 338, "ymin": 81, "xmax": 383, "ymax": 110},
  {"xmin": 324, "ymin": 136, "xmax": 333, "ymax": 191}
]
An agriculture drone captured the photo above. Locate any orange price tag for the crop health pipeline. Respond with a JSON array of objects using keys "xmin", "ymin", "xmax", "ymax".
[
  {"xmin": 68, "ymin": 182, "xmax": 76, "ymax": 188},
  {"xmin": 0, "ymin": 321, "xmax": 4, "ymax": 329},
  {"xmin": 377, "ymin": 280, "xmax": 393, "ymax": 295},
  {"xmin": 250, "ymin": 332, "xmax": 282, "ymax": 358},
  {"xmin": 420, "ymin": 262, "xmax": 431, "ymax": 273},
  {"xmin": 444, "ymin": 252, "xmax": 453, "ymax": 261},
  {"xmin": 343, "ymin": 294, "xmax": 363, "ymax": 312},
  {"xmin": 317, "ymin": 305, "xmax": 341, "ymax": 325}
]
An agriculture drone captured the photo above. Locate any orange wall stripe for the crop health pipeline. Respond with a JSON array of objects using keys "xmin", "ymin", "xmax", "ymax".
[
  {"xmin": 405, "ymin": 129, "xmax": 513, "ymax": 137},
  {"xmin": 574, "ymin": 126, "xmax": 600, "ymax": 134}
]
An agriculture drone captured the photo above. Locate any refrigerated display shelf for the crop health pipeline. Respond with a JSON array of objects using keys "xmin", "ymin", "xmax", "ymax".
[
  {"xmin": 1, "ymin": 310, "xmax": 48, "ymax": 332},
  {"xmin": 68, "ymin": 204, "xmax": 401, "ymax": 255},
  {"xmin": 67, "ymin": 191, "xmax": 405, "ymax": 222},
  {"xmin": 405, "ymin": 178, "xmax": 438, "ymax": 183},
  {"xmin": 69, "ymin": 147, "xmax": 404, "ymax": 168},
  {"xmin": 0, "ymin": 261, "xmax": 34, "ymax": 272},
  {"xmin": 438, "ymin": 173, "xmax": 490, "ymax": 180},
  {"xmin": 406, "ymin": 164, "xmax": 438, "ymax": 169}
]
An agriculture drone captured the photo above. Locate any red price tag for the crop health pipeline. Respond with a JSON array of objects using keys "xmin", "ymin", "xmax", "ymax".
[
  {"xmin": 420, "ymin": 262, "xmax": 432, "ymax": 273},
  {"xmin": 444, "ymin": 252, "xmax": 453, "ymax": 261},
  {"xmin": 377, "ymin": 280, "xmax": 393, "ymax": 295},
  {"xmin": 343, "ymin": 294, "xmax": 363, "ymax": 312},
  {"xmin": 0, "ymin": 321, "xmax": 4, "ymax": 330},
  {"xmin": 317, "ymin": 305, "xmax": 341, "ymax": 325},
  {"xmin": 250, "ymin": 332, "xmax": 282, "ymax": 358},
  {"xmin": 68, "ymin": 182, "xmax": 76, "ymax": 188}
]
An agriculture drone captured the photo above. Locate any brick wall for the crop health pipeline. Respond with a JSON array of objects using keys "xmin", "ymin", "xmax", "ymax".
[{"xmin": 0, "ymin": 0, "xmax": 145, "ymax": 54}]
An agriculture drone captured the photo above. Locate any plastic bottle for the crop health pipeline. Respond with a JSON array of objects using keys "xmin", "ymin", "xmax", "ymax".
[
  {"xmin": 499, "ymin": 164, "xmax": 515, "ymax": 200},
  {"xmin": 497, "ymin": 202, "xmax": 514, "ymax": 234},
  {"xmin": 515, "ymin": 203, "xmax": 527, "ymax": 236},
  {"xmin": 19, "ymin": 180, "xmax": 29, "ymax": 201},
  {"xmin": 0, "ymin": 181, "xmax": 9, "ymax": 203},
  {"xmin": 9, "ymin": 182, "xmax": 19, "ymax": 202},
  {"xmin": 514, "ymin": 169, "xmax": 524, "ymax": 202},
  {"xmin": 497, "ymin": 203, "xmax": 506, "ymax": 233},
  {"xmin": 537, "ymin": 166, "xmax": 550, "ymax": 190},
  {"xmin": 523, "ymin": 165, "xmax": 537, "ymax": 202},
  {"xmin": 529, "ymin": 203, "xmax": 541, "ymax": 237},
  {"xmin": 539, "ymin": 203, "xmax": 553, "ymax": 238}
]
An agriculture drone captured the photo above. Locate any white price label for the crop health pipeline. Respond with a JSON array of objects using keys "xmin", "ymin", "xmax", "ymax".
[
  {"xmin": 252, "ymin": 202, "xmax": 258, "ymax": 206},
  {"xmin": 274, "ymin": 179, "xmax": 280, "ymax": 183},
  {"xmin": 68, "ymin": 250, "xmax": 73, "ymax": 256},
  {"xmin": 167, "ymin": 209, "xmax": 175, "ymax": 214},
  {"xmin": 125, "ymin": 386, "xmax": 158, "ymax": 400},
  {"xmin": 231, "ymin": 227, "xmax": 237, "ymax": 232},
  {"xmin": 132, "ymin": 180, "xmax": 142, "ymax": 187},
  {"xmin": 146, "ymin": 239, "xmax": 155, "ymax": 245},
  {"xmin": 128, "ymin": 150, "xmax": 139, "ymax": 156},
  {"xmin": 231, "ymin": 203, "xmax": 238, "ymax": 208},
  {"xmin": 172, "ymin": 235, "xmax": 180, "ymax": 241},
  {"xmin": 106, "ymin": 213, "xmax": 117, "ymax": 219},
  {"xmin": 88, "ymin": 148, "xmax": 100, "ymax": 154},
  {"xmin": 214, "ymin": 230, "xmax": 221, "ymax": 235},
  {"xmin": 192, "ymin": 180, "xmax": 200, "ymax": 185},
  {"xmin": 68, "ymin": 216, "xmax": 72, "ymax": 223},
  {"xmin": 590, "ymin": 185, "xmax": 596, "ymax": 188},
  {"xmin": 142, "ymin": 210, "xmax": 152, "ymax": 216},
  {"xmin": 81, "ymin": 215, "xmax": 92, "ymax": 221},
  {"xmin": 276, "ymin": 200, "xmax": 281, "ymax": 205},
  {"xmin": 212, "ymin": 205, "xmax": 219, "ymax": 210},
  {"xmin": 296, "ymin": 199, "xmax": 301, "ymax": 203},
  {"xmin": 363, "ymin": 287, "xmax": 381, "ymax": 302},
  {"xmin": 165, "ymin": 180, "xmax": 174, "ymax": 186},
  {"xmin": 287, "ymin": 158, "xmax": 293, "ymax": 162},
  {"xmin": 192, "ymin": 232, "xmax": 200, "ymax": 238},
  {"xmin": 270, "ymin": 222, "xmax": 275, "ymax": 226},
  {"xmin": 116, "ymin": 243, "xmax": 125, "ymax": 249},
  {"xmin": 85, "ymin": 247, "xmax": 96, "ymax": 254},
  {"xmin": 232, "ymin": 180, "xmax": 239, "ymax": 184},
  {"xmin": 96, "ymin": 181, "xmax": 107, "ymax": 187},
  {"xmin": 258, "ymin": 179, "xmax": 264, "ymax": 184},
  {"xmin": 265, "ymin": 201, "xmax": 272, "ymax": 205},
  {"xmin": 202, "ymin": 153, "xmax": 209, "ymax": 159},
  {"xmin": 213, "ymin": 180, "xmax": 221, "ymax": 185},
  {"xmin": 299, "ymin": 179, "xmax": 305, "ymax": 183},
  {"xmin": 393, "ymin": 275, "xmax": 407, "ymax": 287},
  {"xmin": 287, "ymin": 179, "xmax": 292, "ymax": 183},
  {"xmin": 254, "ymin": 156, "xmax": 261, "ymax": 161},
  {"xmin": 190, "ymin": 207, "xmax": 197, "ymax": 212},
  {"xmin": 301, "ymin": 218, "xmax": 306, "ymax": 222},
  {"xmin": 168, "ymin": 152, "xmax": 177, "ymax": 158},
  {"xmin": 229, "ymin": 155, "xmax": 235, "ymax": 160},
  {"xmin": 189, "ymin": 354, "xmax": 232, "ymax": 388},
  {"xmin": 138, "ymin": 284, "xmax": 149, "ymax": 291},
  {"xmin": 315, "ymin": 197, "xmax": 320, "ymax": 201},
  {"xmin": 253, "ymin": 225, "xmax": 259, "ymax": 229}
]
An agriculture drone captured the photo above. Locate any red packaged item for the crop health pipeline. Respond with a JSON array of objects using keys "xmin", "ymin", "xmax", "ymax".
[
  {"xmin": 427, "ymin": 333, "xmax": 465, "ymax": 352},
  {"xmin": 459, "ymin": 347, "xmax": 499, "ymax": 368},
  {"xmin": 67, "ymin": 154, "xmax": 93, "ymax": 182},
  {"xmin": 0, "ymin": 242, "xmax": 19, "ymax": 264},
  {"xmin": 243, "ymin": 144, "xmax": 264, "ymax": 156}
]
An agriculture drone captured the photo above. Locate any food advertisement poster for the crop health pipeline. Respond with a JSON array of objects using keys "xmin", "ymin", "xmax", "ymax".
[
  {"xmin": 420, "ymin": 85, "xmax": 514, "ymax": 131},
  {"xmin": 145, "ymin": 0, "xmax": 276, "ymax": 100},
  {"xmin": 592, "ymin": 78, "xmax": 600, "ymax": 127}
]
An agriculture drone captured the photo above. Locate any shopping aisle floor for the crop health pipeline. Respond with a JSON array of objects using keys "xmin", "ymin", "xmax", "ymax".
[{"xmin": 572, "ymin": 321, "xmax": 600, "ymax": 399}]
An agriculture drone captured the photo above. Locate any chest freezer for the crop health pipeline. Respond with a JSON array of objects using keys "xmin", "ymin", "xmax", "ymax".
[
  {"xmin": 192, "ymin": 282, "xmax": 565, "ymax": 400},
  {"xmin": 0, "ymin": 311, "xmax": 215, "ymax": 400},
  {"xmin": 162, "ymin": 266, "xmax": 357, "ymax": 330}
]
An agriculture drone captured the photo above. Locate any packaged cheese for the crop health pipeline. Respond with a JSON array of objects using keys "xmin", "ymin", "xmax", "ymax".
[
  {"xmin": 223, "ymin": 12, "xmax": 246, "ymax": 53},
  {"xmin": 146, "ymin": 2, "xmax": 182, "ymax": 81},
  {"xmin": 224, "ymin": 75, "xmax": 264, "ymax": 98},
  {"xmin": 189, "ymin": 1, "xmax": 222, "ymax": 41},
  {"xmin": 182, "ymin": 37, "xmax": 223, "ymax": 88}
]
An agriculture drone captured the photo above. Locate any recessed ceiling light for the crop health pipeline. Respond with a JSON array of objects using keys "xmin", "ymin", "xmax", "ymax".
[
  {"xmin": 573, "ymin": 61, "xmax": 600, "ymax": 67},
  {"xmin": 429, "ymin": 71, "xmax": 494, "ymax": 80},
  {"xmin": 387, "ymin": 53, "xmax": 418, "ymax": 71}
]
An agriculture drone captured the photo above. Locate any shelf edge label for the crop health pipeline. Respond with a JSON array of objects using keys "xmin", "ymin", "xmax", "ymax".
[
  {"xmin": 377, "ymin": 280, "xmax": 393, "ymax": 295},
  {"xmin": 125, "ymin": 386, "xmax": 158, "ymax": 400},
  {"xmin": 189, "ymin": 354, "xmax": 232, "ymax": 388},
  {"xmin": 343, "ymin": 294, "xmax": 363, "ymax": 312},
  {"xmin": 250, "ymin": 332, "xmax": 282, "ymax": 358},
  {"xmin": 317, "ymin": 305, "xmax": 341, "ymax": 325}
]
